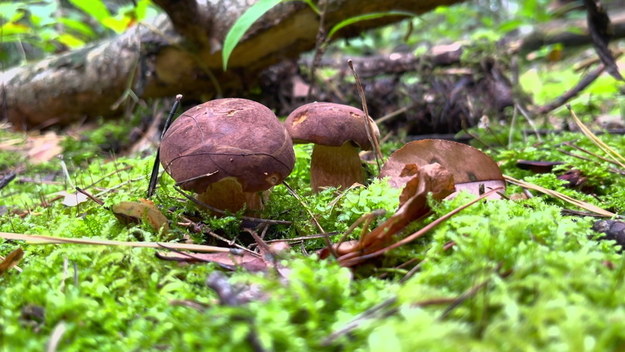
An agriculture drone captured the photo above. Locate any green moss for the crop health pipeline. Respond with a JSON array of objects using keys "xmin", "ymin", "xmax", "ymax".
[{"xmin": 3, "ymin": 110, "xmax": 625, "ymax": 351}]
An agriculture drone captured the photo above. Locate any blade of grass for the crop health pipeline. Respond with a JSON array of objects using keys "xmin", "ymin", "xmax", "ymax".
[
  {"xmin": 326, "ymin": 11, "xmax": 416, "ymax": 41},
  {"xmin": 222, "ymin": 0, "xmax": 283, "ymax": 71}
]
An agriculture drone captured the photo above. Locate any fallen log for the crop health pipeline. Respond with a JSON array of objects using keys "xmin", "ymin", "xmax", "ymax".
[{"xmin": 0, "ymin": 0, "xmax": 464, "ymax": 129}]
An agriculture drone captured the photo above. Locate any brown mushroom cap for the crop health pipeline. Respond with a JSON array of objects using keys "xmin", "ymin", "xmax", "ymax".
[
  {"xmin": 159, "ymin": 98, "xmax": 295, "ymax": 194},
  {"xmin": 285, "ymin": 102, "xmax": 376, "ymax": 149}
]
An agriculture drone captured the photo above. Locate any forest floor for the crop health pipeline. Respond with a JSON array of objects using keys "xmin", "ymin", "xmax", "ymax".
[{"xmin": 2, "ymin": 49, "xmax": 625, "ymax": 351}]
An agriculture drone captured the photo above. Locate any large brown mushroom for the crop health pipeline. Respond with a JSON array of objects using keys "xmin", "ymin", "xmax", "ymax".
[
  {"xmin": 285, "ymin": 102, "xmax": 379, "ymax": 192},
  {"xmin": 159, "ymin": 98, "xmax": 295, "ymax": 213}
]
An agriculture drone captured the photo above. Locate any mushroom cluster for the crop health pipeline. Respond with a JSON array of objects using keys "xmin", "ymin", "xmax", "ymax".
[
  {"xmin": 159, "ymin": 98, "xmax": 295, "ymax": 213},
  {"xmin": 159, "ymin": 98, "xmax": 379, "ymax": 215}
]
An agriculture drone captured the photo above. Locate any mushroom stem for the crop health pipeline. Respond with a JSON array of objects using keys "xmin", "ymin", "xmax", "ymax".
[
  {"xmin": 310, "ymin": 142, "xmax": 365, "ymax": 193},
  {"xmin": 196, "ymin": 177, "xmax": 264, "ymax": 214}
]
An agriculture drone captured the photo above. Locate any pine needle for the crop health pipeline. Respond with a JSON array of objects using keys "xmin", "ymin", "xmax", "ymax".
[
  {"xmin": 0, "ymin": 232, "xmax": 231, "ymax": 253},
  {"xmin": 568, "ymin": 105, "xmax": 625, "ymax": 169},
  {"xmin": 503, "ymin": 175, "xmax": 616, "ymax": 217}
]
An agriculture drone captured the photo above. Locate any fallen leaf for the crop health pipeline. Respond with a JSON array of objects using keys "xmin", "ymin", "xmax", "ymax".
[
  {"xmin": 516, "ymin": 160, "xmax": 564, "ymax": 173},
  {"xmin": 55, "ymin": 190, "xmax": 89, "ymax": 207},
  {"xmin": 27, "ymin": 132, "xmax": 63, "ymax": 164},
  {"xmin": 111, "ymin": 199, "xmax": 169, "ymax": 234},
  {"xmin": 0, "ymin": 248, "xmax": 24, "ymax": 275},
  {"xmin": 380, "ymin": 139, "xmax": 505, "ymax": 197},
  {"xmin": 155, "ymin": 250, "xmax": 267, "ymax": 272},
  {"xmin": 335, "ymin": 163, "xmax": 455, "ymax": 265}
]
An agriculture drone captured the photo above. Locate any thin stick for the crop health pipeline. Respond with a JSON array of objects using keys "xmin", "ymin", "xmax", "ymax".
[
  {"xmin": 94, "ymin": 176, "xmax": 145, "ymax": 198},
  {"xmin": 321, "ymin": 297, "xmax": 398, "ymax": 346},
  {"xmin": 439, "ymin": 279, "xmax": 490, "ymax": 319},
  {"xmin": 75, "ymin": 187, "xmax": 104, "ymax": 206},
  {"xmin": 176, "ymin": 214, "xmax": 257, "ymax": 256},
  {"xmin": 83, "ymin": 165, "xmax": 132, "ymax": 190},
  {"xmin": 263, "ymin": 232, "xmax": 339, "ymax": 243},
  {"xmin": 282, "ymin": 181, "xmax": 338, "ymax": 258},
  {"xmin": 0, "ymin": 232, "xmax": 231, "ymax": 253},
  {"xmin": 335, "ymin": 210, "xmax": 385, "ymax": 252},
  {"xmin": 348, "ymin": 59, "xmax": 383, "ymax": 173},
  {"xmin": 564, "ymin": 142, "xmax": 622, "ymax": 166},
  {"xmin": 557, "ymin": 148, "xmax": 625, "ymax": 176},
  {"xmin": 515, "ymin": 102, "xmax": 541, "ymax": 142},
  {"xmin": 147, "ymin": 94, "xmax": 182, "ymax": 198},
  {"xmin": 537, "ymin": 63, "xmax": 608, "ymax": 115},
  {"xmin": 374, "ymin": 106, "xmax": 408, "ymax": 125},
  {"xmin": 306, "ymin": 0, "xmax": 329, "ymax": 101}
]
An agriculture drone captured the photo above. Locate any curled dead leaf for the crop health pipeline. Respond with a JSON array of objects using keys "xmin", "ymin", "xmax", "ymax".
[
  {"xmin": 111, "ymin": 199, "xmax": 169, "ymax": 234},
  {"xmin": 398, "ymin": 163, "xmax": 455, "ymax": 207},
  {"xmin": 380, "ymin": 139, "xmax": 505, "ymax": 197},
  {"xmin": 336, "ymin": 163, "xmax": 455, "ymax": 265}
]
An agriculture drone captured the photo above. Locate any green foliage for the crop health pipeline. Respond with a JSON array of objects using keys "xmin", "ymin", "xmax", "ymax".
[
  {"xmin": 389, "ymin": 195, "xmax": 625, "ymax": 351},
  {"xmin": 0, "ymin": 0, "xmax": 157, "ymax": 68},
  {"xmin": 520, "ymin": 66, "xmax": 621, "ymax": 108},
  {"xmin": 5, "ymin": 0, "xmax": 625, "ymax": 349},
  {"xmin": 335, "ymin": 178, "xmax": 400, "ymax": 228},
  {"xmin": 4, "ymin": 114, "xmax": 625, "ymax": 350}
]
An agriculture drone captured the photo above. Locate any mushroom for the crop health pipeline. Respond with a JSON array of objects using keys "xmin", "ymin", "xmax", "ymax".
[
  {"xmin": 159, "ymin": 98, "xmax": 295, "ymax": 213},
  {"xmin": 284, "ymin": 102, "xmax": 379, "ymax": 192}
]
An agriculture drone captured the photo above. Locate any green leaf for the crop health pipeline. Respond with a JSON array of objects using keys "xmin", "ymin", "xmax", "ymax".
[
  {"xmin": 29, "ymin": 3, "xmax": 58, "ymax": 26},
  {"xmin": 101, "ymin": 16, "xmax": 131, "ymax": 33},
  {"xmin": 222, "ymin": 0, "xmax": 283, "ymax": 71},
  {"xmin": 58, "ymin": 17, "xmax": 96, "ymax": 38},
  {"xmin": 0, "ymin": 3, "xmax": 25, "ymax": 21},
  {"xmin": 69, "ymin": 0, "xmax": 111, "ymax": 21},
  {"xmin": 326, "ymin": 11, "xmax": 416, "ymax": 42},
  {"xmin": 57, "ymin": 33, "xmax": 86, "ymax": 49},
  {"xmin": 0, "ymin": 22, "xmax": 30, "ymax": 36}
]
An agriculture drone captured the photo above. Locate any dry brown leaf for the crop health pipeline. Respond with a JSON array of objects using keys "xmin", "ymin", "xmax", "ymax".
[
  {"xmin": 380, "ymin": 139, "xmax": 505, "ymax": 197},
  {"xmin": 339, "ymin": 187, "xmax": 503, "ymax": 267},
  {"xmin": 111, "ymin": 200, "xmax": 170, "ymax": 234},
  {"xmin": 0, "ymin": 248, "xmax": 24, "ymax": 275},
  {"xmin": 27, "ymin": 132, "xmax": 63, "ymax": 164},
  {"xmin": 336, "ymin": 163, "xmax": 455, "ymax": 264},
  {"xmin": 155, "ymin": 251, "xmax": 267, "ymax": 272}
]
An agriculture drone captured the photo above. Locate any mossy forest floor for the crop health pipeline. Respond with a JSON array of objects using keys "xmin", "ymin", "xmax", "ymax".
[{"xmin": 3, "ymin": 97, "xmax": 625, "ymax": 351}]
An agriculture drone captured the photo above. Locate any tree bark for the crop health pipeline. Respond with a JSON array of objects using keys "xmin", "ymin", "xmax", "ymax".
[{"xmin": 0, "ymin": 0, "xmax": 464, "ymax": 129}]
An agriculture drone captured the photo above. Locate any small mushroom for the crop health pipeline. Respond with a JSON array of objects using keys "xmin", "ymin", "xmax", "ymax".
[
  {"xmin": 159, "ymin": 98, "xmax": 295, "ymax": 213},
  {"xmin": 285, "ymin": 102, "xmax": 379, "ymax": 192}
]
